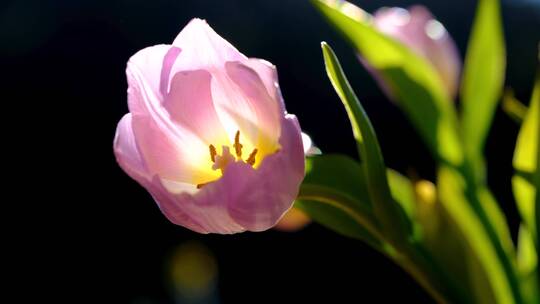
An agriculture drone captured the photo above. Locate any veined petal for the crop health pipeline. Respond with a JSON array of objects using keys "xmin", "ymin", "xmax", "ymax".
[
  {"xmin": 131, "ymin": 113, "xmax": 219, "ymax": 185},
  {"xmin": 164, "ymin": 69, "xmax": 229, "ymax": 146},
  {"xmin": 149, "ymin": 176, "xmax": 209, "ymax": 233},
  {"xmin": 223, "ymin": 61, "xmax": 281, "ymax": 157},
  {"xmin": 126, "ymin": 44, "xmax": 172, "ymax": 115},
  {"xmin": 114, "ymin": 115, "xmax": 207, "ymax": 233},
  {"xmin": 242, "ymin": 58, "xmax": 286, "ymax": 111},
  {"xmin": 127, "ymin": 46, "xmax": 219, "ymax": 185},
  {"xmin": 171, "ymin": 18, "xmax": 246, "ymax": 71},
  {"xmin": 114, "ymin": 114, "xmax": 149, "ymax": 180},
  {"xmin": 225, "ymin": 115, "xmax": 304, "ymax": 231},
  {"xmin": 153, "ymin": 114, "xmax": 304, "ymax": 233}
]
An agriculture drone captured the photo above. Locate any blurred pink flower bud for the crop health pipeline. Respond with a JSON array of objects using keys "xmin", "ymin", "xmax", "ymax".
[
  {"xmin": 114, "ymin": 19, "xmax": 305, "ymax": 234},
  {"xmin": 372, "ymin": 6, "xmax": 461, "ymax": 98}
]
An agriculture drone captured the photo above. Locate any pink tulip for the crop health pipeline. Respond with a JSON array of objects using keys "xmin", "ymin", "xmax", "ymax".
[
  {"xmin": 114, "ymin": 19, "xmax": 305, "ymax": 234},
  {"xmin": 372, "ymin": 6, "xmax": 461, "ymax": 97}
]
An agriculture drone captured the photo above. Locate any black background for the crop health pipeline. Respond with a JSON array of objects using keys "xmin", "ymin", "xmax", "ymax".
[{"xmin": 3, "ymin": 0, "xmax": 539, "ymax": 303}]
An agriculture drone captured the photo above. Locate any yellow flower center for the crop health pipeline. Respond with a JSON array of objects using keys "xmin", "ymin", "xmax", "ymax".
[{"xmin": 197, "ymin": 130, "xmax": 258, "ymax": 189}]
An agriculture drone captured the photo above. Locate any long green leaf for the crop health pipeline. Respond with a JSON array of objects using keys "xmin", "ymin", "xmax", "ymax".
[
  {"xmin": 321, "ymin": 42, "xmax": 410, "ymax": 246},
  {"xmin": 312, "ymin": 0, "xmax": 463, "ymax": 167},
  {"xmin": 387, "ymin": 169, "xmax": 418, "ymax": 238},
  {"xmin": 387, "ymin": 169, "xmax": 416, "ymax": 222},
  {"xmin": 513, "ymin": 67, "xmax": 539, "ymax": 243},
  {"xmin": 437, "ymin": 166, "xmax": 516, "ymax": 304},
  {"xmin": 461, "ymin": 0, "xmax": 506, "ymax": 182},
  {"xmin": 295, "ymin": 199, "xmax": 382, "ymax": 248},
  {"xmin": 517, "ymin": 225, "xmax": 539, "ymax": 303}
]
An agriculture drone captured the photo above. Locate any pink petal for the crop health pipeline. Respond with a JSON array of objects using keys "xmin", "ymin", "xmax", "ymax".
[
  {"xmin": 373, "ymin": 6, "xmax": 461, "ymax": 97},
  {"xmin": 242, "ymin": 58, "xmax": 286, "ymax": 111},
  {"xmin": 225, "ymin": 115, "xmax": 305, "ymax": 231},
  {"xmin": 148, "ymin": 176, "xmax": 209, "ymax": 234},
  {"xmin": 126, "ymin": 44, "xmax": 218, "ymax": 185},
  {"xmin": 222, "ymin": 61, "xmax": 282, "ymax": 154},
  {"xmin": 160, "ymin": 46, "xmax": 182, "ymax": 96},
  {"xmin": 131, "ymin": 113, "xmax": 218, "ymax": 185},
  {"xmin": 153, "ymin": 115, "xmax": 304, "ymax": 233},
  {"xmin": 113, "ymin": 113, "xmax": 149, "ymax": 180},
  {"xmin": 409, "ymin": 6, "xmax": 461, "ymax": 97},
  {"xmin": 170, "ymin": 19, "xmax": 246, "ymax": 71},
  {"xmin": 164, "ymin": 69, "xmax": 228, "ymax": 145},
  {"xmin": 114, "ymin": 114, "xmax": 207, "ymax": 233},
  {"xmin": 126, "ymin": 44, "xmax": 171, "ymax": 115}
]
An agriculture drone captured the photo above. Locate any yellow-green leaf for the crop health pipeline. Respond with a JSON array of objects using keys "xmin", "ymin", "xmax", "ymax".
[
  {"xmin": 513, "ymin": 68, "xmax": 539, "ymax": 242},
  {"xmin": 297, "ymin": 154, "xmax": 382, "ymax": 246},
  {"xmin": 517, "ymin": 225, "xmax": 539, "ymax": 303},
  {"xmin": 437, "ymin": 166, "xmax": 516, "ymax": 304},
  {"xmin": 321, "ymin": 42, "xmax": 410, "ymax": 246},
  {"xmin": 312, "ymin": 0, "xmax": 463, "ymax": 166},
  {"xmin": 461, "ymin": 0, "xmax": 506, "ymax": 181}
]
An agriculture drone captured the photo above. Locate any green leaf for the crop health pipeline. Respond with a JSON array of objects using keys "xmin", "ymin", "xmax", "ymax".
[
  {"xmin": 461, "ymin": 0, "xmax": 506, "ymax": 181},
  {"xmin": 516, "ymin": 225, "xmax": 539, "ymax": 303},
  {"xmin": 477, "ymin": 187, "xmax": 515, "ymax": 257},
  {"xmin": 321, "ymin": 42, "xmax": 410, "ymax": 245},
  {"xmin": 412, "ymin": 181, "xmax": 482, "ymax": 303},
  {"xmin": 303, "ymin": 154, "xmax": 371, "ymax": 206},
  {"xmin": 297, "ymin": 154, "xmax": 383, "ymax": 246},
  {"xmin": 387, "ymin": 169, "xmax": 418, "ymax": 238},
  {"xmin": 295, "ymin": 200, "xmax": 382, "ymax": 248},
  {"xmin": 437, "ymin": 166, "xmax": 516, "ymax": 304},
  {"xmin": 312, "ymin": 0, "xmax": 463, "ymax": 166},
  {"xmin": 503, "ymin": 89, "xmax": 528, "ymax": 124},
  {"xmin": 513, "ymin": 68, "xmax": 539, "ymax": 243},
  {"xmin": 387, "ymin": 169, "xmax": 416, "ymax": 221}
]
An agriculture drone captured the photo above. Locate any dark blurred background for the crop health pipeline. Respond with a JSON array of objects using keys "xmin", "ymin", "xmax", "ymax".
[{"xmin": 3, "ymin": 0, "xmax": 539, "ymax": 303}]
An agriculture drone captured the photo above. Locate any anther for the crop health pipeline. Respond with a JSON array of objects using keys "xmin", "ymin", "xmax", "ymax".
[
  {"xmin": 233, "ymin": 130, "xmax": 243, "ymax": 158},
  {"xmin": 197, "ymin": 182, "xmax": 209, "ymax": 189},
  {"xmin": 246, "ymin": 148, "xmax": 258, "ymax": 166},
  {"xmin": 209, "ymin": 144, "xmax": 217, "ymax": 163}
]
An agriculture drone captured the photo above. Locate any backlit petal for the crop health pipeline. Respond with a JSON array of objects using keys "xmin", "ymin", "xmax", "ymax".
[
  {"xmin": 171, "ymin": 18, "xmax": 246, "ymax": 71},
  {"xmin": 164, "ymin": 69, "xmax": 229, "ymax": 146}
]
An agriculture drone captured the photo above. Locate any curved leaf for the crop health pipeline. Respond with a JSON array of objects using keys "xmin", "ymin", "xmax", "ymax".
[
  {"xmin": 297, "ymin": 154, "xmax": 383, "ymax": 247},
  {"xmin": 312, "ymin": 0, "xmax": 463, "ymax": 166},
  {"xmin": 461, "ymin": 0, "xmax": 506, "ymax": 182},
  {"xmin": 517, "ymin": 225, "xmax": 539, "ymax": 303},
  {"xmin": 295, "ymin": 200, "xmax": 382, "ymax": 249},
  {"xmin": 513, "ymin": 68, "xmax": 539, "ymax": 243},
  {"xmin": 321, "ymin": 42, "xmax": 410, "ymax": 245},
  {"xmin": 438, "ymin": 166, "xmax": 517, "ymax": 304}
]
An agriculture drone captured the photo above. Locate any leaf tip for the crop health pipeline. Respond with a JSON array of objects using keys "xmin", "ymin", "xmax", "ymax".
[{"xmin": 320, "ymin": 41, "xmax": 328, "ymax": 49}]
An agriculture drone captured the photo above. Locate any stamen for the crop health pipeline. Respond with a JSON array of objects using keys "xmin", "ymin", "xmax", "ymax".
[
  {"xmin": 212, "ymin": 146, "xmax": 235, "ymax": 172},
  {"xmin": 246, "ymin": 148, "xmax": 258, "ymax": 166},
  {"xmin": 209, "ymin": 144, "xmax": 217, "ymax": 163},
  {"xmin": 197, "ymin": 182, "xmax": 209, "ymax": 189},
  {"xmin": 233, "ymin": 130, "xmax": 243, "ymax": 158}
]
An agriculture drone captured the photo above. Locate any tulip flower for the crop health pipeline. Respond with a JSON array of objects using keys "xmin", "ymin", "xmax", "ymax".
[
  {"xmin": 371, "ymin": 6, "xmax": 461, "ymax": 97},
  {"xmin": 114, "ymin": 19, "xmax": 305, "ymax": 234}
]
